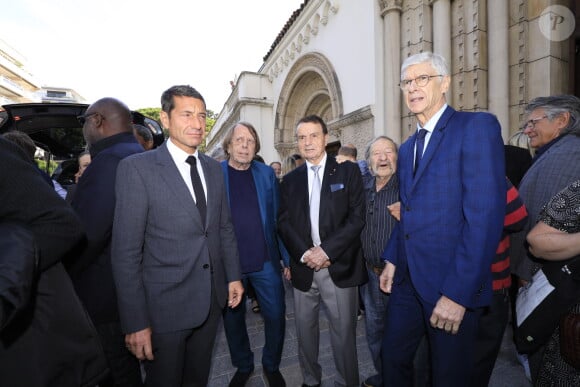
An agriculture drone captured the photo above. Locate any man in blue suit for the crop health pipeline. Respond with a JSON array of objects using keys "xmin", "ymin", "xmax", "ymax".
[
  {"xmin": 379, "ymin": 52, "xmax": 505, "ymax": 386},
  {"xmin": 220, "ymin": 122, "xmax": 289, "ymax": 387}
]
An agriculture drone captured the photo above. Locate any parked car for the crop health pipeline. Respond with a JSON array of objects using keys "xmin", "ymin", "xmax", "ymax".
[{"xmin": 0, "ymin": 102, "xmax": 164, "ymax": 186}]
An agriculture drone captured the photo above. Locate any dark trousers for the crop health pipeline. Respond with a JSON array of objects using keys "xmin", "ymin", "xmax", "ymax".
[
  {"xmin": 471, "ymin": 289, "xmax": 510, "ymax": 387},
  {"xmin": 143, "ymin": 288, "xmax": 223, "ymax": 387},
  {"xmin": 381, "ymin": 274, "xmax": 481, "ymax": 387},
  {"xmin": 360, "ymin": 266, "xmax": 390, "ymax": 386},
  {"xmin": 95, "ymin": 321, "xmax": 143, "ymax": 387},
  {"xmin": 223, "ymin": 260, "xmax": 286, "ymax": 373}
]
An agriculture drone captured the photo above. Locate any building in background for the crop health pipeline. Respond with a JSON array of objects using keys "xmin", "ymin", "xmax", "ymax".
[
  {"xmin": 207, "ymin": 0, "xmax": 579, "ymax": 163},
  {"xmin": 1, "ymin": 38, "xmax": 85, "ymax": 107},
  {"xmin": 0, "ymin": 38, "xmax": 41, "ymax": 105},
  {"xmin": 38, "ymin": 86, "xmax": 85, "ymax": 103}
]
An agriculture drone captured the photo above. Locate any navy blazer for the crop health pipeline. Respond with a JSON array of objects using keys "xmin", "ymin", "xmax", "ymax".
[
  {"xmin": 278, "ymin": 155, "xmax": 367, "ymax": 291},
  {"xmin": 383, "ymin": 106, "xmax": 505, "ymax": 308},
  {"xmin": 69, "ymin": 132, "xmax": 143, "ymax": 324},
  {"xmin": 221, "ymin": 160, "xmax": 290, "ymax": 269}
]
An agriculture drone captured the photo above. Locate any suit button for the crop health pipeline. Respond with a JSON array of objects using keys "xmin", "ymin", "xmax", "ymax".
[
  {"xmin": 406, "ymin": 206, "xmax": 411, "ymax": 211},
  {"xmin": 405, "ymin": 234, "xmax": 410, "ymax": 240},
  {"xmin": 203, "ymin": 264, "xmax": 210, "ymax": 269}
]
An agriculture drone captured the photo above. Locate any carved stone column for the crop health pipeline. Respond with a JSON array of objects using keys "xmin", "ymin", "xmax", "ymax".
[
  {"xmin": 487, "ymin": 0, "xmax": 509, "ymax": 140},
  {"xmin": 379, "ymin": 0, "xmax": 403, "ymax": 144},
  {"xmin": 431, "ymin": 0, "xmax": 452, "ymax": 103}
]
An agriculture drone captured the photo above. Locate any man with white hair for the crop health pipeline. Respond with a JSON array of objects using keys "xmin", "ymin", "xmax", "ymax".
[{"xmin": 379, "ymin": 52, "xmax": 505, "ymax": 386}]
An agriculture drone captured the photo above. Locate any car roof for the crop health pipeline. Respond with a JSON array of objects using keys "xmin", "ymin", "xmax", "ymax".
[{"xmin": 0, "ymin": 102, "xmax": 164, "ymax": 159}]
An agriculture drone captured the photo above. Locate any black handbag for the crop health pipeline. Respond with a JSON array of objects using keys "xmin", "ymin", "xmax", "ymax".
[
  {"xmin": 560, "ymin": 312, "xmax": 580, "ymax": 369},
  {"xmin": 515, "ymin": 256, "xmax": 580, "ymax": 354}
]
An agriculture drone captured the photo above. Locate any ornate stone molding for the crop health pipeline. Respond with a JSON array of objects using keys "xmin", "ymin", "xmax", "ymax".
[
  {"xmin": 266, "ymin": 1, "xmax": 340, "ymax": 82},
  {"xmin": 328, "ymin": 105, "xmax": 374, "ymax": 130},
  {"xmin": 274, "ymin": 52, "xmax": 343, "ymax": 154},
  {"xmin": 378, "ymin": 0, "xmax": 403, "ymax": 17}
]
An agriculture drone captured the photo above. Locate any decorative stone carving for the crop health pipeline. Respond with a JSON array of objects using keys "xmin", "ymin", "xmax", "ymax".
[
  {"xmin": 274, "ymin": 52, "xmax": 344, "ymax": 156},
  {"xmin": 263, "ymin": 0, "xmax": 338, "ymax": 81},
  {"xmin": 378, "ymin": 0, "xmax": 403, "ymax": 17}
]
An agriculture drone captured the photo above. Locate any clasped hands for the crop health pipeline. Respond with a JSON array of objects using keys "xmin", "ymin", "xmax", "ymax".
[{"xmin": 303, "ymin": 246, "xmax": 330, "ymax": 271}]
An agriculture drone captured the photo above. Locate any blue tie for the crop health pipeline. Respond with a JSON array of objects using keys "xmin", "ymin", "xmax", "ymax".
[{"xmin": 414, "ymin": 128, "xmax": 428, "ymax": 175}]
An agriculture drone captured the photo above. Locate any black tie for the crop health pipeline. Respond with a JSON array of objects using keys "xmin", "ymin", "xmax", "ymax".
[
  {"xmin": 414, "ymin": 128, "xmax": 428, "ymax": 175},
  {"xmin": 186, "ymin": 156, "xmax": 207, "ymax": 225}
]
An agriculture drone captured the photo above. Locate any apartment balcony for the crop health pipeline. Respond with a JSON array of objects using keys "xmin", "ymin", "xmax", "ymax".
[
  {"xmin": 0, "ymin": 75, "xmax": 39, "ymax": 102},
  {"xmin": 0, "ymin": 52, "xmax": 41, "ymax": 90}
]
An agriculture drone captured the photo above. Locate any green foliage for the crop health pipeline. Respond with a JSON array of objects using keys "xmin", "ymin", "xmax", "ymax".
[
  {"xmin": 36, "ymin": 159, "xmax": 58, "ymax": 175},
  {"xmin": 135, "ymin": 107, "xmax": 218, "ymax": 151},
  {"xmin": 137, "ymin": 107, "xmax": 160, "ymax": 122}
]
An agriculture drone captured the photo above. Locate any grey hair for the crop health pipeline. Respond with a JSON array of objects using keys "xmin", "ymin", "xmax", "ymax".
[
  {"xmin": 401, "ymin": 51, "xmax": 449, "ymax": 80},
  {"xmin": 364, "ymin": 135, "xmax": 398, "ymax": 167},
  {"xmin": 524, "ymin": 95, "xmax": 580, "ymax": 136}
]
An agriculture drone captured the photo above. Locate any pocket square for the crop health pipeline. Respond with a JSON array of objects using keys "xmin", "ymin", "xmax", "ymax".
[{"xmin": 330, "ymin": 183, "xmax": 344, "ymax": 192}]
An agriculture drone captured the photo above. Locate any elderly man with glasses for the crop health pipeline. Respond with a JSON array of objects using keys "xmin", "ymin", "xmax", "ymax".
[{"xmin": 378, "ymin": 51, "xmax": 505, "ymax": 387}]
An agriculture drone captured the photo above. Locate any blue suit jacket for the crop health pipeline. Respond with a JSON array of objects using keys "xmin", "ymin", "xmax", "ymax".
[
  {"xmin": 221, "ymin": 160, "xmax": 290, "ymax": 270},
  {"xmin": 383, "ymin": 106, "xmax": 505, "ymax": 308}
]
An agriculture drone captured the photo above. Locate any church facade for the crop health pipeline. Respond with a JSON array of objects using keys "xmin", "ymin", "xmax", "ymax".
[{"xmin": 206, "ymin": 0, "xmax": 579, "ymax": 164}]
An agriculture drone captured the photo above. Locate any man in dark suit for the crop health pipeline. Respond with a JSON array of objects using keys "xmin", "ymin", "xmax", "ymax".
[
  {"xmin": 379, "ymin": 52, "xmax": 505, "ymax": 386},
  {"xmin": 111, "ymin": 85, "xmax": 244, "ymax": 387},
  {"xmin": 220, "ymin": 122, "xmax": 289, "ymax": 387},
  {"xmin": 0, "ymin": 137, "xmax": 108, "ymax": 386},
  {"xmin": 67, "ymin": 97, "xmax": 144, "ymax": 386},
  {"xmin": 278, "ymin": 115, "xmax": 367, "ymax": 387}
]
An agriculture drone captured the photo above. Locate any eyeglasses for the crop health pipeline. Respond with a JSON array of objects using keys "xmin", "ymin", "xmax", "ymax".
[
  {"xmin": 399, "ymin": 74, "xmax": 443, "ymax": 90},
  {"xmin": 522, "ymin": 115, "xmax": 548, "ymax": 130},
  {"xmin": 77, "ymin": 112, "xmax": 99, "ymax": 126},
  {"xmin": 233, "ymin": 137, "xmax": 256, "ymax": 146}
]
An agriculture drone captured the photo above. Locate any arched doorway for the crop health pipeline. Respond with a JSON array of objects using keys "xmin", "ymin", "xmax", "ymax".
[{"xmin": 274, "ymin": 52, "xmax": 343, "ymax": 161}]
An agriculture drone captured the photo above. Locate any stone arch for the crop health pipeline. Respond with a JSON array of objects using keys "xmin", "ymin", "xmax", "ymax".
[{"xmin": 274, "ymin": 52, "xmax": 343, "ymax": 159}]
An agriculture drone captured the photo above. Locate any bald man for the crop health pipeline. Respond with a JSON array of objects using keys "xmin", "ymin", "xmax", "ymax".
[{"xmin": 67, "ymin": 97, "xmax": 145, "ymax": 386}]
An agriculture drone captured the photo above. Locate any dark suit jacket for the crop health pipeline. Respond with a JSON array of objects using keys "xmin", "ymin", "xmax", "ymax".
[
  {"xmin": 504, "ymin": 144, "xmax": 532, "ymax": 187},
  {"xmin": 221, "ymin": 160, "xmax": 290, "ymax": 269},
  {"xmin": 112, "ymin": 142, "xmax": 241, "ymax": 334},
  {"xmin": 278, "ymin": 155, "xmax": 367, "ymax": 291},
  {"xmin": 0, "ymin": 138, "xmax": 107, "ymax": 387},
  {"xmin": 68, "ymin": 132, "xmax": 143, "ymax": 324},
  {"xmin": 383, "ymin": 106, "xmax": 505, "ymax": 308}
]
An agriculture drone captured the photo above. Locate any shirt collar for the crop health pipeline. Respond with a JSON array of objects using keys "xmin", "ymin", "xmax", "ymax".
[
  {"xmin": 89, "ymin": 132, "xmax": 137, "ymax": 158},
  {"xmin": 417, "ymin": 103, "xmax": 448, "ymax": 133},
  {"xmin": 166, "ymin": 137, "xmax": 199, "ymax": 163},
  {"xmin": 305, "ymin": 152, "xmax": 327, "ymax": 172}
]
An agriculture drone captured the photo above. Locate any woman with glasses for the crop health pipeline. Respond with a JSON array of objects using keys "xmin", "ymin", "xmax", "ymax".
[{"xmin": 511, "ymin": 94, "xmax": 580, "ymax": 383}]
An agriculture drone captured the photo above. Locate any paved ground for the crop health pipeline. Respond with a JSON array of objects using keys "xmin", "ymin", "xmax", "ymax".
[{"xmin": 208, "ymin": 280, "xmax": 532, "ymax": 387}]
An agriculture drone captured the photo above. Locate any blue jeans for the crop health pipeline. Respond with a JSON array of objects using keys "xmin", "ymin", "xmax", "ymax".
[
  {"xmin": 223, "ymin": 260, "xmax": 286, "ymax": 373},
  {"xmin": 360, "ymin": 266, "xmax": 390, "ymax": 386}
]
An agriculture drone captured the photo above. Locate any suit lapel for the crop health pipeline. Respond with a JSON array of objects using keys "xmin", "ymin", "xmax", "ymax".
[
  {"xmin": 156, "ymin": 144, "xmax": 204, "ymax": 228},
  {"xmin": 198, "ymin": 153, "xmax": 215, "ymax": 229},
  {"xmin": 410, "ymin": 106, "xmax": 455, "ymax": 191},
  {"xmin": 295, "ymin": 164, "xmax": 310, "ymax": 218},
  {"xmin": 401, "ymin": 134, "xmax": 416, "ymax": 196}
]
